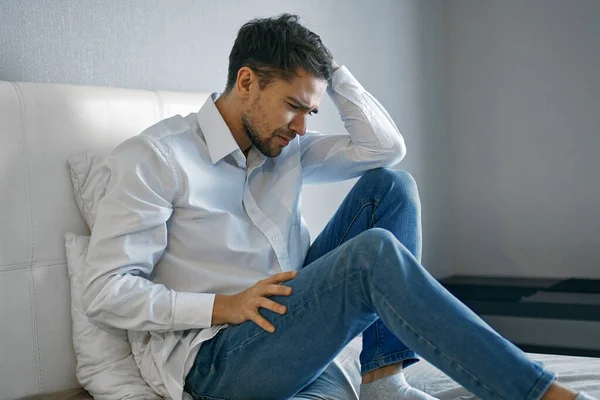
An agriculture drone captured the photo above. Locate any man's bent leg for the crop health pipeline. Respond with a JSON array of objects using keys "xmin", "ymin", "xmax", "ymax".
[
  {"xmin": 185, "ymin": 229, "xmax": 556, "ymax": 400},
  {"xmin": 185, "ymin": 232, "xmax": 384, "ymax": 400},
  {"xmin": 303, "ymin": 168, "xmax": 423, "ymax": 375},
  {"xmin": 306, "ymin": 229, "xmax": 557, "ymax": 400}
]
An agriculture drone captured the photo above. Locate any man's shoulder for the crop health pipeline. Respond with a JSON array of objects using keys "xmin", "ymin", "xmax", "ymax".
[
  {"xmin": 108, "ymin": 112, "xmax": 201, "ymax": 169},
  {"xmin": 109, "ymin": 112, "xmax": 208, "ymax": 173},
  {"xmin": 139, "ymin": 113, "xmax": 198, "ymax": 144}
]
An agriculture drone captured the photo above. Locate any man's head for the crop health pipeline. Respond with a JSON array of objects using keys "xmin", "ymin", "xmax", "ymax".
[{"xmin": 221, "ymin": 14, "xmax": 333, "ymax": 157}]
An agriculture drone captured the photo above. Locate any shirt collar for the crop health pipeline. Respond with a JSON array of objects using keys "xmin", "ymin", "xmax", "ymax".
[{"xmin": 197, "ymin": 93, "xmax": 242, "ymax": 165}]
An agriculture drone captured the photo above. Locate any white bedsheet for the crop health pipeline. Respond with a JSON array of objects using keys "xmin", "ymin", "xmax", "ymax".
[
  {"xmin": 404, "ymin": 352, "xmax": 600, "ymax": 399},
  {"xmin": 19, "ymin": 342, "xmax": 600, "ymax": 400}
]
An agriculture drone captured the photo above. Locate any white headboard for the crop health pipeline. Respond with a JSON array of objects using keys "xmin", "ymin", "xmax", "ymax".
[{"xmin": 0, "ymin": 81, "xmax": 210, "ymax": 399}]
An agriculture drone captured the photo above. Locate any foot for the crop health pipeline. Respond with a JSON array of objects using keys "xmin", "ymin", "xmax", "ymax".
[{"xmin": 359, "ymin": 372, "xmax": 439, "ymax": 400}]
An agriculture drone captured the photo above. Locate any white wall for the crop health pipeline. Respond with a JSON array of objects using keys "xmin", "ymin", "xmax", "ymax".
[
  {"xmin": 444, "ymin": 0, "xmax": 600, "ymax": 278},
  {"xmin": 0, "ymin": 0, "xmax": 452, "ymax": 278},
  {"xmin": 5, "ymin": 0, "xmax": 595, "ymax": 281}
]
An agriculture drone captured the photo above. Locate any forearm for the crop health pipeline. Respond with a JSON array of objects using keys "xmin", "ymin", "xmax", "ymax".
[
  {"xmin": 81, "ymin": 267, "xmax": 216, "ymax": 332},
  {"xmin": 327, "ymin": 66, "xmax": 404, "ymax": 154},
  {"xmin": 299, "ymin": 62, "xmax": 407, "ymax": 183}
]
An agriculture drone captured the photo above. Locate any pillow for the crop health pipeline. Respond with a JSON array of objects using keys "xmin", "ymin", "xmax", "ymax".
[
  {"xmin": 68, "ymin": 151, "xmax": 110, "ymax": 230},
  {"xmin": 65, "ymin": 232, "xmax": 161, "ymax": 400}
]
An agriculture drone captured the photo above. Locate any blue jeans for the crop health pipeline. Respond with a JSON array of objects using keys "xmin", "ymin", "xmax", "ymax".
[{"xmin": 184, "ymin": 168, "xmax": 557, "ymax": 400}]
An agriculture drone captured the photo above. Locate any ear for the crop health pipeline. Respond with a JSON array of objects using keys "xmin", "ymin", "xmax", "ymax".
[{"xmin": 235, "ymin": 66, "xmax": 256, "ymax": 101}]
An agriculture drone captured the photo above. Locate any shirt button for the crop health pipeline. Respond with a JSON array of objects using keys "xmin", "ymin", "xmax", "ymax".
[{"xmin": 272, "ymin": 236, "xmax": 279, "ymax": 241}]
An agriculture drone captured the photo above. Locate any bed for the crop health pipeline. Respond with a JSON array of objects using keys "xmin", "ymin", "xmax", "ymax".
[
  {"xmin": 15, "ymin": 339, "xmax": 600, "ymax": 399},
  {"xmin": 1, "ymin": 80, "xmax": 598, "ymax": 399}
]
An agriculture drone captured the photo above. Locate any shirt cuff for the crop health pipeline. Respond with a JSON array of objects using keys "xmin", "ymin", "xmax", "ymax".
[{"xmin": 173, "ymin": 292, "xmax": 216, "ymax": 330}]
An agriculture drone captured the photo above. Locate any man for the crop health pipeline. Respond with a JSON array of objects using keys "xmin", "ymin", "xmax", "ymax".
[{"xmin": 81, "ymin": 13, "xmax": 593, "ymax": 400}]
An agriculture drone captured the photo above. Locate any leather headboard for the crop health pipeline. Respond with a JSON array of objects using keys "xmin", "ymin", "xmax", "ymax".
[{"xmin": 0, "ymin": 81, "xmax": 210, "ymax": 400}]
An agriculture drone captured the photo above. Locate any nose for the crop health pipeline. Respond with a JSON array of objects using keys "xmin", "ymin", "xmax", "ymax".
[{"xmin": 289, "ymin": 113, "xmax": 307, "ymax": 137}]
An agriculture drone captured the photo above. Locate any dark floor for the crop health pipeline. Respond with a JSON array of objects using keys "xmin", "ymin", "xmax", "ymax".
[{"xmin": 440, "ymin": 275, "xmax": 600, "ymax": 357}]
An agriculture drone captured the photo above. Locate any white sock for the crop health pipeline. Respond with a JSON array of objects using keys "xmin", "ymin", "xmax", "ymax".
[{"xmin": 359, "ymin": 372, "xmax": 438, "ymax": 400}]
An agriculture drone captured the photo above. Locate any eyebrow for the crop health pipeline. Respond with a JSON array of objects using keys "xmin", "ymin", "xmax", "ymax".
[{"xmin": 286, "ymin": 96, "xmax": 319, "ymax": 114}]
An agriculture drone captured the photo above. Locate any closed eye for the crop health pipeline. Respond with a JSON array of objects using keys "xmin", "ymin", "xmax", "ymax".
[{"xmin": 287, "ymin": 103, "xmax": 316, "ymax": 116}]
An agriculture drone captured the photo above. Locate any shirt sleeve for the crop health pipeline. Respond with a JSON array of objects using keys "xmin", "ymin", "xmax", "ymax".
[
  {"xmin": 80, "ymin": 135, "xmax": 215, "ymax": 332},
  {"xmin": 299, "ymin": 65, "xmax": 407, "ymax": 184}
]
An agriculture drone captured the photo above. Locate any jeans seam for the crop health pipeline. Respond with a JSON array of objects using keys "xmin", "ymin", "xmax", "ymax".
[
  {"xmin": 372, "ymin": 286, "xmax": 505, "ymax": 399},
  {"xmin": 370, "ymin": 198, "xmax": 377, "ymax": 228},
  {"xmin": 375, "ymin": 318, "xmax": 382, "ymax": 359},
  {"xmin": 338, "ymin": 201, "xmax": 377, "ymax": 246}
]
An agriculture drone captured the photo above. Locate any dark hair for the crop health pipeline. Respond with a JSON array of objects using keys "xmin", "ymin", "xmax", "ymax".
[{"xmin": 224, "ymin": 13, "xmax": 333, "ymax": 94}]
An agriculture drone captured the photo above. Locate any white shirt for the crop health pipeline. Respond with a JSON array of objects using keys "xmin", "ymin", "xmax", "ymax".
[{"xmin": 81, "ymin": 65, "xmax": 406, "ymax": 399}]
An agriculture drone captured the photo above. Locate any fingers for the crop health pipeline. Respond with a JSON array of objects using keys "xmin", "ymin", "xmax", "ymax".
[
  {"xmin": 247, "ymin": 271, "xmax": 297, "ymax": 333},
  {"xmin": 249, "ymin": 295, "xmax": 289, "ymax": 334},
  {"xmin": 250, "ymin": 312, "xmax": 276, "ymax": 333},
  {"xmin": 259, "ymin": 298, "xmax": 287, "ymax": 315},
  {"xmin": 263, "ymin": 283, "xmax": 293, "ymax": 297},
  {"xmin": 263, "ymin": 270, "xmax": 298, "ymax": 285},
  {"xmin": 250, "ymin": 298, "xmax": 287, "ymax": 333}
]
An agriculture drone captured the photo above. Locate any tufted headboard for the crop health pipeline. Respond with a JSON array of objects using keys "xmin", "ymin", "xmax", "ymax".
[{"xmin": 0, "ymin": 81, "xmax": 210, "ymax": 400}]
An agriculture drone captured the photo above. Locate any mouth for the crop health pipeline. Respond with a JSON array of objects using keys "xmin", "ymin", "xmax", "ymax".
[{"xmin": 277, "ymin": 135, "xmax": 292, "ymax": 146}]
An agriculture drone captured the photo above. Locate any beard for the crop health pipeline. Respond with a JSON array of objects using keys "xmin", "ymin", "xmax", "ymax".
[
  {"xmin": 241, "ymin": 93, "xmax": 294, "ymax": 158},
  {"xmin": 241, "ymin": 112, "xmax": 281, "ymax": 158}
]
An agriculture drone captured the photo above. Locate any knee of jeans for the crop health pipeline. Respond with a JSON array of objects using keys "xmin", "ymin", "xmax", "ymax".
[
  {"xmin": 355, "ymin": 228, "xmax": 413, "ymax": 269},
  {"xmin": 361, "ymin": 168, "xmax": 420, "ymax": 204},
  {"xmin": 356, "ymin": 228, "xmax": 398, "ymax": 257}
]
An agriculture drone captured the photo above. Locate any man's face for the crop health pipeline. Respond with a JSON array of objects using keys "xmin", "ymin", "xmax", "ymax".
[{"xmin": 241, "ymin": 68, "xmax": 328, "ymax": 157}]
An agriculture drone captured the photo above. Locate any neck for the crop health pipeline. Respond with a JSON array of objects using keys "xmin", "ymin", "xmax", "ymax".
[{"xmin": 214, "ymin": 94, "xmax": 252, "ymax": 154}]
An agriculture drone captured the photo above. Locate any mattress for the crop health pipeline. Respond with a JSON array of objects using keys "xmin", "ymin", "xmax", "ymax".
[
  {"xmin": 18, "ymin": 352, "xmax": 600, "ymax": 399},
  {"xmin": 404, "ymin": 352, "xmax": 600, "ymax": 399}
]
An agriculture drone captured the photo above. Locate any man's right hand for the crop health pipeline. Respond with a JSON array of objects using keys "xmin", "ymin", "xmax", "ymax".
[{"xmin": 212, "ymin": 270, "xmax": 298, "ymax": 333}]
